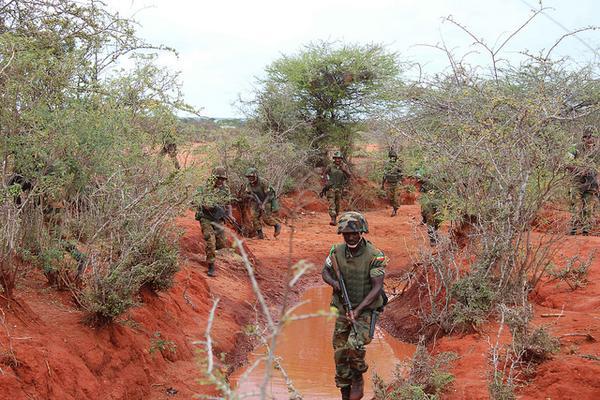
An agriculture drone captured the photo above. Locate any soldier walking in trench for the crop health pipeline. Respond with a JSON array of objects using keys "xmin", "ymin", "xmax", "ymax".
[
  {"xmin": 321, "ymin": 151, "xmax": 352, "ymax": 226},
  {"xmin": 244, "ymin": 167, "xmax": 282, "ymax": 239},
  {"xmin": 381, "ymin": 149, "xmax": 403, "ymax": 217},
  {"xmin": 568, "ymin": 126, "xmax": 599, "ymax": 236},
  {"xmin": 416, "ymin": 168, "xmax": 443, "ymax": 246},
  {"xmin": 193, "ymin": 166, "xmax": 235, "ymax": 277},
  {"xmin": 321, "ymin": 211, "xmax": 387, "ymax": 400}
]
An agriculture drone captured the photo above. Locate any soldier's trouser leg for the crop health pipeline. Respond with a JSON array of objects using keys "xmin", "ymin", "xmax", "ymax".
[
  {"xmin": 214, "ymin": 223, "xmax": 227, "ymax": 250},
  {"xmin": 386, "ymin": 184, "xmax": 399, "ymax": 209},
  {"xmin": 261, "ymin": 203, "xmax": 281, "ymax": 227},
  {"xmin": 580, "ymin": 191, "xmax": 595, "ymax": 234},
  {"xmin": 332, "ymin": 312, "xmax": 372, "ymax": 388},
  {"xmin": 327, "ymin": 189, "xmax": 338, "ymax": 218},
  {"xmin": 569, "ymin": 188, "xmax": 581, "ymax": 234},
  {"xmin": 249, "ymin": 206, "xmax": 262, "ymax": 232},
  {"xmin": 422, "ymin": 204, "xmax": 442, "ymax": 244},
  {"xmin": 200, "ymin": 218, "xmax": 216, "ymax": 263}
]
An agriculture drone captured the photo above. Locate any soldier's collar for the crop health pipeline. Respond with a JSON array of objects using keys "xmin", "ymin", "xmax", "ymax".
[{"xmin": 344, "ymin": 238, "xmax": 366, "ymax": 258}]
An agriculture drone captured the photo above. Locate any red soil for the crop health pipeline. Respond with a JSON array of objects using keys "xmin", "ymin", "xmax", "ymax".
[{"xmin": 1, "ymin": 195, "xmax": 599, "ymax": 399}]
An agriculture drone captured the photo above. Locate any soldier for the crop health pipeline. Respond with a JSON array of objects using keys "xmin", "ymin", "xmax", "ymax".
[
  {"xmin": 568, "ymin": 126, "xmax": 599, "ymax": 235},
  {"xmin": 321, "ymin": 151, "xmax": 352, "ymax": 226},
  {"xmin": 381, "ymin": 149, "xmax": 403, "ymax": 217},
  {"xmin": 321, "ymin": 211, "xmax": 387, "ymax": 400},
  {"xmin": 193, "ymin": 166, "xmax": 235, "ymax": 277},
  {"xmin": 416, "ymin": 168, "xmax": 443, "ymax": 246},
  {"xmin": 244, "ymin": 167, "xmax": 281, "ymax": 239},
  {"xmin": 160, "ymin": 129, "xmax": 180, "ymax": 170}
]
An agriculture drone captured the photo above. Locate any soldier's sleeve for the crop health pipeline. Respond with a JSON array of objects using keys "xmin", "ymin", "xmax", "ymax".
[
  {"xmin": 191, "ymin": 186, "xmax": 204, "ymax": 208},
  {"xmin": 369, "ymin": 249, "xmax": 387, "ymax": 278},
  {"xmin": 322, "ymin": 244, "xmax": 336, "ymax": 274}
]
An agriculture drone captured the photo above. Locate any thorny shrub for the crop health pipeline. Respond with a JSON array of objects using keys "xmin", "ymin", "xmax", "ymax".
[
  {"xmin": 488, "ymin": 304, "xmax": 560, "ymax": 400},
  {"xmin": 373, "ymin": 339, "xmax": 456, "ymax": 400},
  {"xmin": 547, "ymin": 252, "xmax": 595, "ymax": 290},
  {"xmin": 386, "ymin": 10, "xmax": 599, "ymax": 336},
  {"xmin": 1, "ymin": 0, "xmax": 193, "ymax": 322}
]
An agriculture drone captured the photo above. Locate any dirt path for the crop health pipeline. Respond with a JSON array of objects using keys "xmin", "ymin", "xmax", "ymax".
[{"xmin": 1, "ymin": 202, "xmax": 599, "ymax": 399}]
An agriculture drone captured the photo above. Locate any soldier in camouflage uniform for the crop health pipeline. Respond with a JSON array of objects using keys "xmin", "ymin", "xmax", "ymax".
[
  {"xmin": 416, "ymin": 169, "xmax": 443, "ymax": 246},
  {"xmin": 381, "ymin": 149, "xmax": 403, "ymax": 217},
  {"xmin": 322, "ymin": 151, "xmax": 352, "ymax": 226},
  {"xmin": 568, "ymin": 126, "xmax": 599, "ymax": 235},
  {"xmin": 160, "ymin": 129, "xmax": 180, "ymax": 170},
  {"xmin": 322, "ymin": 212, "xmax": 386, "ymax": 400},
  {"xmin": 245, "ymin": 167, "xmax": 281, "ymax": 239},
  {"xmin": 193, "ymin": 166, "xmax": 235, "ymax": 277}
]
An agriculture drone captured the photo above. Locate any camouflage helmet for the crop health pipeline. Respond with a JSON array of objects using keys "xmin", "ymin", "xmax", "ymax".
[
  {"xmin": 332, "ymin": 151, "xmax": 343, "ymax": 159},
  {"xmin": 583, "ymin": 125, "xmax": 596, "ymax": 138},
  {"xmin": 212, "ymin": 166, "xmax": 228, "ymax": 179},
  {"xmin": 337, "ymin": 211, "xmax": 369, "ymax": 234},
  {"xmin": 245, "ymin": 167, "xmax": 258, "ymax": 177}
]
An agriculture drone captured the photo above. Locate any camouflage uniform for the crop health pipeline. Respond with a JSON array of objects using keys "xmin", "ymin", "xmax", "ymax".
[
  {"xmin": 245, "ymin": 171, "xmax": 281, "ymax": 236},
  {"xmin": 322, "ymin": 212, "xmax": 386, "ymax": 394},
  {"xmin": 418, "ymin": 175, "xmax": 443, "ymax": 245},
  {"xmin": 382, "ymin": 154, "xmax": 403, "ymax": 211},
  {"xmin": 160, "ymin": 130, "xmax": 180, "ymax": 170},
  {"xmin": 568, "ymin": 130, "xmax": 599, "ymax": 235},
  {"xmin": 194, "ymin": 176, "xmax": 232, "ymax": 265},
  {"xmin": 324, "ymin": 154, "xmax": 350, "ymax": 221}
]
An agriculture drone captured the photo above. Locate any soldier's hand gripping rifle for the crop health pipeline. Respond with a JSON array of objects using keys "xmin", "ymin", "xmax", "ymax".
[
  {"xmin": 330, "ymin": 249, "xmax": 358, "ymax": 335},
  {"xmin": 319, "ymin": 184, "xmax": 331, "ymax": 198}
]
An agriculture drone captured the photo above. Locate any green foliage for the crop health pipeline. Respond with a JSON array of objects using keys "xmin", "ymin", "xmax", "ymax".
[
  {"xmin": 149, "ymin": 331, "xmax": 177, "ymax": 355},
  {"xmin": 374, "ymin": 343, "xmax": 456, "ymax": 400},
  {"xmin": 450, "ymin": 272, "xmax": 495, "ymax": 331},
  {"xmin": 547, "ymin": 253, "xmax": 594, "ymax": 290},
  {"xmin": 249, "ymin": 41, "xmax": 401, "ymax": 154},
  {"xmin": 488, "ymin": 371, "xmax": 517, "ymax": 400},
  {"xmin": 213, "ymin": 128, "xmax": 314, "ymax": 200},
  {"xmin": 0, "ymin": 1, "xmax": 190, "ymax": 311},
  {"xmin": 503, "ymin": 305, "xmax": 560, "ymax": 364}
]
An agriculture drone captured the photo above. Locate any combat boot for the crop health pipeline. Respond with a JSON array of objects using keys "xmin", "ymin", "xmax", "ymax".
[
  {"xmin": 207, "ymin": 262, "xmax": 216, "ymax": 277},
  {"xmin": 329, "ymin": 215, "xmax": 337, "ymax": 226},
  {"xmin": 350, "ymin": 375, "xmax": 364, "ymax": 400},
  {"xmin": 391, "ymin": 207, "xmax": 398, "ymax": 217},
  {"xmin": 256, "ymin": 229, "xmax": 265, "ymax": 239},
  {"xmin": 274, "ymin": 223, "xmax": 281, "ymax": 238},
  {"xmin": 340, "ymin": 386, "xmax": 351, "ymax": 400}
]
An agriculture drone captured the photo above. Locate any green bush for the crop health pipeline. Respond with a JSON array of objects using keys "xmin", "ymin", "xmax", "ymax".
[
  {"xmin": 138, "ymin": 235, "xmax": 180, "ymax": 292},
  {"xmin": 373, "ymin": 342, "xmax": 456, "ymax": 400},
  {"xmin": 450, "ymin": 272, "xmax": 495, "ymax": 331}
]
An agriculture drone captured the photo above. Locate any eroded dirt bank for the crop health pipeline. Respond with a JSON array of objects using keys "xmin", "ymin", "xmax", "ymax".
[{"xmin": 1, "ymin": 200, "xmax": 599, "ymax": 399}]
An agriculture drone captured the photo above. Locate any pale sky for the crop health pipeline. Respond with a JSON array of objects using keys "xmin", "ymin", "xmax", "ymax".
[{"xmin": 107, "ymin": 0, "xmax": 600, "ymax": 118}]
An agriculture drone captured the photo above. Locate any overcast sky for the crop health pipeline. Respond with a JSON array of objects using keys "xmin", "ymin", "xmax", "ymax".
[{"xmin": 107, "ymin": 0, "xmax": 600, "ymax": 118}]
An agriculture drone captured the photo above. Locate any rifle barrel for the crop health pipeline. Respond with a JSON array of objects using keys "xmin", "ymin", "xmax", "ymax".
[{"xmin": 330, "ymin": 249, "xmax": 357, "ymax": 334}]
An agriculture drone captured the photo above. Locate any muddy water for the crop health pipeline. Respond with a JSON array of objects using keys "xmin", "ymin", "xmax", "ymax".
[{"xmin": 232, "ymin": 286, "xmax": 415, "ymax": 399}]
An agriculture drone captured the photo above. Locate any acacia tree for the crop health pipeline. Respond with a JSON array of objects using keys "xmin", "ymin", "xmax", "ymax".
[{"xmin": 248, "ymin": 41, "xmax": 401, "ymax": 159}]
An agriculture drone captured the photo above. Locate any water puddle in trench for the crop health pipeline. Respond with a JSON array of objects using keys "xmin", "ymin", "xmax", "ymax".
[{"xmin": 232, "ymin": 286, "xmax": 416, "ymax": 399}]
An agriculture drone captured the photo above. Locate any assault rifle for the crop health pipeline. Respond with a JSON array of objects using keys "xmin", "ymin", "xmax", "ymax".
[
  {"xmin": 319, "ymin": 184, "xmax": 331, "ymax": 198},
  {"xmin": 330, "ymin": 248, "xmax": 357, "ymax": 335},
  {"xmin": 223, "ymin": 215, "xmax": 244, "ymax": 235}
]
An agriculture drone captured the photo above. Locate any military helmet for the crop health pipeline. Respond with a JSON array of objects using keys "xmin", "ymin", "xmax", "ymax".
[
  {"xmin": 583, "ymin": 125, "xmax": 596, "ymax": 138},
  {"xmin": 212, "ymin": 166, "xmax": 228, "ymax": 179},
  {"xmin": 337, "ymin": 211, "xmax": 369, "ymax": 234},
  {"xmin": 388, "ymin": 149, "xmax": 398, "ymax": 159},
  {"xmin": 245, "ymin": 167, "xmax": 258, "ymax": 177},
  {"xmin": 332, "ymin": 151, "xmax": 343, "ymax": 159}
]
